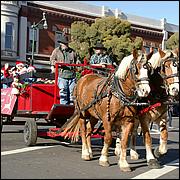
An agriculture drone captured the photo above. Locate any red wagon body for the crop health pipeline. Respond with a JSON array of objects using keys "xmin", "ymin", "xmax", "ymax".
[{"xmin": 1, "ymin": 63, "xmax": 114, "ymax": 146}]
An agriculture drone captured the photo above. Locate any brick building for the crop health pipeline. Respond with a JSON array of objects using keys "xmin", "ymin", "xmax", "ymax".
[{"xmin": 1, "ymin": 1, "xmax": 179, "ymax": 70}]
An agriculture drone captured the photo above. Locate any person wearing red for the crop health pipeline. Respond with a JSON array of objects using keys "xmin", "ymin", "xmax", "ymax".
[{"xmin": 1, "ymin": 63, "xmax": 11, "ymax": 88}]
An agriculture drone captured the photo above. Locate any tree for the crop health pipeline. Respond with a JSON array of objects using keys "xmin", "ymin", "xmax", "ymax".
[
  {"xmin": 166, "ymin": 32, "xmax": 179, "ymax": 50},
  {"xmin": 69, "ymin": 21, "xmax": 90, "ymax": 60},
  {"xmin": 69, "ymin": 17, "xmax": 143, "ymax": 64}
]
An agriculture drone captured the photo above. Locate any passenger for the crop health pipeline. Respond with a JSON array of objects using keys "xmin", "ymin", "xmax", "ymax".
[
  {"xmin": 15, "ymin": 61, "xmax": 28, "ymax": 75},
  {"xmin": 1, "ymin": 63, "xmax": 11, "ymax": 88},
  {"xmin": 89, "ymin": 42, "xmax": 113, "ymax": 76},
  {"xmin": 50, "ymin": 34, "xmax": 80, "ymax": 105}
]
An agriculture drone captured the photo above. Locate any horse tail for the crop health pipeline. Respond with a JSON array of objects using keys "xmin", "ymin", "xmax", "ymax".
[{"xmin": 60, "ymin": 111, "xmax": 81, "ymax": 142}]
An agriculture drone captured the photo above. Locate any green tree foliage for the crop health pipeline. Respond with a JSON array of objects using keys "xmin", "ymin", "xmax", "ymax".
[
  {"xmin": 69, "ymin": 17, "xmax": 143, "ymax": 64},
  {"xmin": 166, "ymin": 32, "xmax": 179, "ymax": 50},
  {"xmin": 69, "ymin": 21, "xmax": 90, "ymax": 60}
]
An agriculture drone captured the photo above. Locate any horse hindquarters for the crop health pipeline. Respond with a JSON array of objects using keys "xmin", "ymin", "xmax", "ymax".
[
  {"xmin": 82, "ymin": 117, "xmax": 99, "ymax": 160},
  {"xmin": 75, "ymin": 75, "xmax": 105, "ymax": 161}
]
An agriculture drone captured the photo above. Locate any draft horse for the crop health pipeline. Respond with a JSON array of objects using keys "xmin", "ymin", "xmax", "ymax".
[
  {"xmin": 115, "ymin": 48, "xmax": 179, "ymax": 169},
  {"xmin": 61, "ymin": 49, "xmax": 152, "ymax": 172}
]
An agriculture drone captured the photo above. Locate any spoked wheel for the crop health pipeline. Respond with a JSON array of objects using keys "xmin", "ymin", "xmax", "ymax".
[{"xmin": 24, "ymin": 119, "xmax": 37, "ymax": 146}]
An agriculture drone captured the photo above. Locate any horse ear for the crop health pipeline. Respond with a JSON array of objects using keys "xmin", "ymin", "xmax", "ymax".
[
  {"xmin": 146, "ymin": 51, "xmax": 154, "ymax": 60},
  {"xmin": 132, "ymin": 48, "xmax": 138, "ymax": 60},
  {"xmin": 158, "ymin": 48, "xmax": 166, "ymax": 58},
  {"xmin": 146, "ymin": 47, "xmax": 154, "ymax": 60},
  {"xmin": 172, "ymin": 47, "xmax": 179, "ymax": 57}
]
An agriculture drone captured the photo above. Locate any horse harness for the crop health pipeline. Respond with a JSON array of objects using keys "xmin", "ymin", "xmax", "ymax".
[{"xmin": 75, "ymin": 58, "xmax": 150, "ymax": 124}]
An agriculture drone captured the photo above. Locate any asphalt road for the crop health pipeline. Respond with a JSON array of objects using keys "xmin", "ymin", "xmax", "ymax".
[{"xmin": 1, "ymin": 117, "xmax": 179, "ymax": 179}]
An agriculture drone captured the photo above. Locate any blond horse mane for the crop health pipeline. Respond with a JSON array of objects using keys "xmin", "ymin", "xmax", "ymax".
[
  {"xmin": 148, "ymin": 50, "xmax": 172, "ymax": 69},
  {"xmin": 115, "ymin": 53, "xmax": 143, "ymax": 79}
]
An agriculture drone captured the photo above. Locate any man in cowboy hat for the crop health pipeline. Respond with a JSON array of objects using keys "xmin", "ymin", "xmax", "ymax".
[
  {"xmin": 50, "ymin": 34, "xmax": 79, "ymax": 105},
  {"xmin": 90, "ymin": 42, "xmax": 113, "ymax": 68}
]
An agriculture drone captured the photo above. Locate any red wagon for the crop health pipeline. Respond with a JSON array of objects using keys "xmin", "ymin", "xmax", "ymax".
[{"xmin": 1, "ymin": 63, "xmax": 114, "ymax": 146}]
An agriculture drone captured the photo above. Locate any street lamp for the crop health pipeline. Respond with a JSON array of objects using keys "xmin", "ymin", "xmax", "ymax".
[{"xmin": 31, "ymin": 12, "xmax": 48, "ymax": 66}]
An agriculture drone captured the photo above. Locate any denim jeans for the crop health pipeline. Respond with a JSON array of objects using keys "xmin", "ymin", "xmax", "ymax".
[{"xmin": 58, "ymin": 77, "xmax": 76, "ymax": 105}]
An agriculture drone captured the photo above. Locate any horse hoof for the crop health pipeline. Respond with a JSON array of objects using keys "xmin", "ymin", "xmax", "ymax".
[
  {"xmin": 89, "ymin": 153, "xmax": 93, "ymax": 159},
  {"xmin": 99, "ymin": 160, "xmax": 110, "ymax": 167},
  {"xmin": 120, "ymin": 167, "xmax": 131, "ymax": 172},
  {"xmin": 147, "ymin": 159, "xmax": 161, "ymax": 169},
  {"xmin": 82, "ymin": 155, "xmax": 91, "ymax": 161},
  {"xmin": 154, "ymin": 147, "xmax": 161, "ymax": 158}
]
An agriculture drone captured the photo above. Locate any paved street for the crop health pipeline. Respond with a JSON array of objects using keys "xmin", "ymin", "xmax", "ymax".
[{"xmin": 1, "ymin": 117, "xmax": 179, "ymax": 179}]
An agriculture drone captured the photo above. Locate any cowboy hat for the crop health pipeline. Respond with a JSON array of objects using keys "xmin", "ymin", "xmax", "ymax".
[
  {"xmin": 57, "ymin": 35, "xmax": 68, "ymax": 44},
  {"xmin": 93, "ymin": 42, "xmax": 106, "ymax": 50}
]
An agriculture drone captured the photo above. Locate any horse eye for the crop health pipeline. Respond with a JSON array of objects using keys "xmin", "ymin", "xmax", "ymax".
[
  {"xmin": 143, "ymin": 64, "xmax": 147, "ymax": 69},
  {"xmin": 173, "ymin": 62, "xmax": 177, "ymax": 67}
]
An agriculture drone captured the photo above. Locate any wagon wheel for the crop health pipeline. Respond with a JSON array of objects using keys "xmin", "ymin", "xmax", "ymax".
[{"xmin": 24, "ymin": 119, "xmax": 37, "ymax": 146}]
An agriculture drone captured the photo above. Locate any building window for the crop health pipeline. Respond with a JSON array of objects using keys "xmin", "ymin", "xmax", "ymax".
[
  {"xmin": 28, "ymin": 27, "xmax": 38, "ymax": 53},
  {"xmin": 55, "ymin": 31, "xmax": 63, "ymax": 48},
  {"xmin": 5, "ymin": 22, "xmax": 14, "ymax": 50}
]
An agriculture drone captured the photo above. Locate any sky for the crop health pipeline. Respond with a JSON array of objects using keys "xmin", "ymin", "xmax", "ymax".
[{"xmin": 82, "ymin": 1, "xmax": 179, "ymax": 25}]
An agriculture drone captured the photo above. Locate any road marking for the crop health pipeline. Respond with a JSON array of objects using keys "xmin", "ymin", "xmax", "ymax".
[
  {"xmin": 1, "ymin": 141, "xmax": 70, "ymax": 156},
  {"xmin": 1, "ymin": 146, "xmax": 56, "ymax": 156},
  {"xmin": 132, "ymin": 159, "xmax": 179, "ymax": 179}
]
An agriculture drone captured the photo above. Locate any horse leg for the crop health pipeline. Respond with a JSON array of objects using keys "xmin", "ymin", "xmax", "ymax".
[
  {"xmin": 114, "ymin": 137, "xmax": 121, "ymax": 156},
  {"xmin": 99, "ymin": 121, "xmax": 112, "ymax": 167},
  {"xmin": 79, "ymin": 118, "xmax": 91, "ymax": 161},
  {"xmin": 154, "ymin": 116, "xmax": 168, "ymax": 158},
  {"xmin": 114, "ymin": 128, "xmax": 121, "ymax": 156},
  {"xmin": 140, "ymin": 120, "xmax": 161, "ymax": 169},
  {"xmin": 86, "ymin": 121, "xmax": 94, "ymax": 159},
  {"xmin": 130, "ymin": 119, "xmax": 139, "ymax": 160},
  {"xmin": 118, "ymin": 121, "xmax": 134, "ymax": 172}
]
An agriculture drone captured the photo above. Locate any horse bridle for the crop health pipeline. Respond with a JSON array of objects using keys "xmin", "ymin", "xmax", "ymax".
[
  {"xmin": 111, "ymin": 55, "xmax": 150, "ymax": 105},
  {"xmin": 129, "ymin": 55, "xmax": 150, "ymax": 87},
  {"xmin": 159, "ymin": 56, "xmax": 179, "ymax": 81}
]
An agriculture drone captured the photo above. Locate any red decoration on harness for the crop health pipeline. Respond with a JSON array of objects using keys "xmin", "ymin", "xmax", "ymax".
[{"xmin": 139, "ymin": 102, "xmax": 162, "ymax": 115}]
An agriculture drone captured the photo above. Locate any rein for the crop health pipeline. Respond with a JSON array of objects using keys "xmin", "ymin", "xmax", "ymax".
[
  {"xmin": 111, "ymin": 76, "xmax": 138, "ymax": 104},
  {"xmin": 73, "ymin": 57, "xmax": 151, "ymax": 122},
  {"xmin": 75, "ymin": 73, "xmax": 114, "ymax": 116},
  {"xmin": 83, "ymin": 65, "xmax": 114, "ymax": 76}
]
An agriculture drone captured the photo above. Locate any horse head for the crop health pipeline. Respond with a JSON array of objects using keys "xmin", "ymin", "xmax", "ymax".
[
  {"xmin": 115, "ymin": 48, "xmax": 151, "ymax": 99},
  {"xmin": 133, "ymin": 48, "xmax": 154, "ymax": 97},
  {"xmin": 147, "ymin": 48, "xmax": 179, "ymax": 97},
  {"xmin": 158, "ymin": 48, "xmax": 179, "ymax": 97}
]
